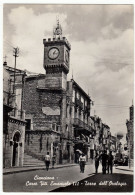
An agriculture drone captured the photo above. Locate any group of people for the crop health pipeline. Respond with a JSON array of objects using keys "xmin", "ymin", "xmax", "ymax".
[
  {"xmin": 78, "ymin": 150, "xmax": 114, "ymax": 174},
  {"xmin": 95, "ymin": 150, "xmax": 114, "ymax": 174},
  {"xmin": 44, "ymin": 150, "xmax": 114, "ymax": 174}
]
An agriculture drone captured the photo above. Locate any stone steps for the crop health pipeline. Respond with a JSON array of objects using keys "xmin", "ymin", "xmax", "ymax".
[{"xmin": 23, "ymin": 153, "xmax": 45, "ymax": 167}]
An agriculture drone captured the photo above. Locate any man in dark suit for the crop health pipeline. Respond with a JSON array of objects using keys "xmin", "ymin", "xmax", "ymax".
[
  {"xmin": 108, "ymin": 151, "xmax": 114, "ymax": 174},
  {"xmin": 100, "ymin": 150, "xmax": 108, "ymax": 174}
]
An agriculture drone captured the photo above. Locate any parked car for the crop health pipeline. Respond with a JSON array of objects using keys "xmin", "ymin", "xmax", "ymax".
[
  {"xmin": 114, "ymin": 153, "xmax": 129, "ymax": 166},
  {"xmin": 122, "ymin": 156, "xmax": 128, "ymax": 166},
  {"xmin": 114, "ymin": 153, "xmax": 123, "ymax": 166}
]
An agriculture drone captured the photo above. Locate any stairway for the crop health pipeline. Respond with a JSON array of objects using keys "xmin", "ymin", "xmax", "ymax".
[{"xmin": 23, "ymin": 153, "xmax": 45, "ymax": 167}]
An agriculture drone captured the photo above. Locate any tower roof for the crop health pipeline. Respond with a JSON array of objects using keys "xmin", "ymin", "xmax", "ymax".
[{"xmin": 53, "ymin": 18, "xmax": 62, "ymax": 38}]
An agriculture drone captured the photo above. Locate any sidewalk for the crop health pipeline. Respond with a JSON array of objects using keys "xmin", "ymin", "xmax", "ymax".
[
  {"xmin": 115, "ymin": 165, "xmax": 134, "ymax": 172},
  {"xmin": 3, "ymin": 163, "xmax": 78, "ymax": 175}
]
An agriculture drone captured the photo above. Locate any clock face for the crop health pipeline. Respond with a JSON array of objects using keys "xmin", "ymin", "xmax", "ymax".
[
  {"xmin": 48, "ymin": 47, "xmax": 59, "ymax": 60},
  {"xmin": 65, "ymin": 50, "xmax": 69, "ymax": 63}
]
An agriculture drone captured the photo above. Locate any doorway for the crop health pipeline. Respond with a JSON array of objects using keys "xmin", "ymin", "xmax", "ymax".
[{"xmin": 12, "ymin": 132, "xmax": 21, "ymax": 167}]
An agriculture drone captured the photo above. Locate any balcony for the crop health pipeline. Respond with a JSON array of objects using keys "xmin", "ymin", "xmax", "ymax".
[
  {"xmin": 73, "ymin": 118, "xmax": 91, "ymax": 132},
  {"xmin": 83, "ymin": 106, "xmax": 90, "ymax": 116},
  {"xmin": 10, "ymin": 108, "xmax": 25, "ymax": 120},
  {"xmin": 75, "ymin": 98, "xmax": 83, "ymax": 110}
]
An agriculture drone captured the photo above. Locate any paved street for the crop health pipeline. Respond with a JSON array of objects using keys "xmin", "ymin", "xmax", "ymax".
[
  {"xmin": 3, "ymin": 163, "xmax": 94, "ymax": 192},
  {"xmin": 3, "ymin": 163, "xmax": 133, "ymax": 192}
]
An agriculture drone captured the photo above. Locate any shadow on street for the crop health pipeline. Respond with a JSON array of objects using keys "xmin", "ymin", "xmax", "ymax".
[{"xmin": 51, "ymin": 173, "xmax": 133, "ymax": 192}]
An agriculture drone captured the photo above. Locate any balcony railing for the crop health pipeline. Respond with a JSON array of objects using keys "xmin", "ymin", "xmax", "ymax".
[
  {"xmin": 73, "ymin": 118, "xmax": 91, "ymax": 132},
  {"xmin": 10, "ymin": 108, "xmax": 25, "ymax": 120}
]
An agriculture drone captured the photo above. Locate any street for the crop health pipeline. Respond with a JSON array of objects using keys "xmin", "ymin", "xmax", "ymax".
[
  {"xmin": 3, "ymin": 163, "xmax": 133, "ymax": 192},
  {"xmin": 3, "ymin": 163, "xmax": 93, "ymax": 192},
  {"xmin": 52, "ymin": 171, "xmax": 133, "ymax": 192}
]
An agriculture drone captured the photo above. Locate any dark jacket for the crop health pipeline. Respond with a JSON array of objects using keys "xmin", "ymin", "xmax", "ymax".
[
  {"xmin": 101, "ymin": 153, "xmax": 108, "ymax": 165},
  {"xmin": 108, "ymin": 154, "xmax": 113, "ymax": 164}
]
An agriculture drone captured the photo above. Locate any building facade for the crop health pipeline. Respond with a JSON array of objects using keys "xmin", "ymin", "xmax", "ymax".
[
  {"xmin": 126, "ymin": 104, "xmax": 134, "ymax": 167},
  {"xmin": 3, "ymin": 63, "xmax": 26, "ymax": 168}
]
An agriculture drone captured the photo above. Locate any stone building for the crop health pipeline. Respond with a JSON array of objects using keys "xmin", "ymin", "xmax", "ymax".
[
  {"xmin": 110, "ymin": 135, "xmax": 117, "ymax": 153},
  {"xmin": 90, "ymin": 116, "xmax": 112, "ymax": 154},
  {"xmin": 102, "ymin": 123, "xmax": 111, "ymax": 152},
  {"xmin": 23, "ymin": 21, "xmax": 96, "ymax": 164},
  {"xmin": 3, "ymin": 63, "xmax": 26, "ymax": 167},
  {"xmin": 126, "ymin": 104, "xmax": 134, "ymax": 167}
]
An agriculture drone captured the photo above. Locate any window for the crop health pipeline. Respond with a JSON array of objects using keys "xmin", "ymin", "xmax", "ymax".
[
  {"xmin": 66, "ymin": 104, "xmax": 69, "ymax": 118},
  {"xmin": 72, "ymin": 89, "xmax": 75, "ymax": 102},
  {"xmin": 76, "ymin": 92, "xmax": 79, "ymax": 99},
  {"xmin": 81, "ymin": 96, "xmax": 83, "ymax": 103},
  {"xmin": 26, "ymin": 119, "xmax": 31, "ymax": 130},
  {"xmin": 66, "ymin": 125, "xmax": 69, "ymax": 132},
  {"xmin": 52, "ymin": 123, "xmax": 56, "ymax": 131}
]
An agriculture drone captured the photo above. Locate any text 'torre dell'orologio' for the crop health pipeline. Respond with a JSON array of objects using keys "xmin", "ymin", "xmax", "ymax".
[{"xmin": 48, "ymin": 47, "xmax": 59, "ymax": 60}]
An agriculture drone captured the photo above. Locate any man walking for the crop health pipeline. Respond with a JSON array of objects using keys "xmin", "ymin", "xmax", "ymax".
[
  {"xmin": 45, "ymin": 152, "xmax": 50, "ymax": 171},
  {"xmin": 100, "ymin": 150, "xmax": 108, "ymax": 174},
  {"xmin": 108, "ymin": 151, "xmax": 114, "ymax": 174}
]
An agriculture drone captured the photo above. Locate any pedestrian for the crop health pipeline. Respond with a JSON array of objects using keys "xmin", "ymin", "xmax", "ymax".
[
  {"xmin": 107, "ymin": 151, "xmax": 114, "ymax": 174},
  {"xmin": 52, "ymin": 155, "xmax": 56, "ymax": 169},
  {"xmin": 45, "ymin": 152, "xmax": 50, "ymax": 171},
  {"xmin": 95, "ymin": 152, "xmax": 100, "ymax": 173},
  {"xmin": 79, "ymin": 153, "xmax": 86, "ymax": 173},
  {"xmin": 100, "ymin": 150, "xmax": 108, "ymax": 174}
]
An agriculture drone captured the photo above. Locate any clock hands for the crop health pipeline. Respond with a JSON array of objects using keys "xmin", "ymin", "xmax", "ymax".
[{"xmin": 53, "ymin": 50, "xmax": 58, "ymax": 55}]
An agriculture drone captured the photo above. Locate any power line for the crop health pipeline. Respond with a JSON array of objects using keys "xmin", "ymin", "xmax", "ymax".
[
  {"xmin": 112, "ymin": 123, "xmax": 125, "ymax": 126},
  {"xmin": 94, "ymin": 104, "xmax": 129, "ymax": 108},
  {"xmin": 4, "ymin": 40, "xmax": 15, "ymax": 49}
]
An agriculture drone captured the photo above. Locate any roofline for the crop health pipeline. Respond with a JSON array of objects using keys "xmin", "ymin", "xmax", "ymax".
[
  {"xmin": 25, "ymin": 74, "xmax": 45, "ymax": 80},
  {"xmin": 4, "ymin": 65, "xmax": 26, "ymax": 74},
  {"xmin": 71, "ymin": 79, "xmax": 91, "ymax": 101}
]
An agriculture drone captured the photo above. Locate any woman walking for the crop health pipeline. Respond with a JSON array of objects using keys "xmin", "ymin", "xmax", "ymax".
[{"xmin": 79, "ymin": 153, "xmax": 86, "ymax": 173}]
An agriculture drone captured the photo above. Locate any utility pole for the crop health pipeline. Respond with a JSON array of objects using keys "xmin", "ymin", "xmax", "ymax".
[
  {"xmin": 13, "ymin": 47, "xmax": 19, "ymax": 94},
  {"xmin": 3, "ymin": 55, "xmax": 8, "ymax": 62}
]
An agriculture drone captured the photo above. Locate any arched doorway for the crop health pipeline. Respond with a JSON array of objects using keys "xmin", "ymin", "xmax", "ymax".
[{"xmin": 12, "ymin": 132, "xmax": 21, "ymax": 167}]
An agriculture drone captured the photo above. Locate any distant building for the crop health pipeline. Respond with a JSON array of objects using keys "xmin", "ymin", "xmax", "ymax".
[
  {"xmin": 126, "ymin": 104, "xmax": 134, "ymax": 167},
  {"xmin": 110, "ymin": 135, "xmax": 117, "ymax": 153},
  {"xmin": 90, "ymin": 116, "xmax": 112, "ymax": 154},
  {"xmin": 3, "ymin": 63, "xmax": 26, "ymax": 168}
]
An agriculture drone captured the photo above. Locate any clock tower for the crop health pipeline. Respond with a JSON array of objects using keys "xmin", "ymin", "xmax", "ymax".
[{"xmin": 43, "ymin": 20, "xmax": 71, "ymax": 90}]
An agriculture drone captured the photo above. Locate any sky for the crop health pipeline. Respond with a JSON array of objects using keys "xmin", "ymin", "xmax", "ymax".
[{"xmin": 3, "ymin": 4, "xmax": 134, "ymax": 142}]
